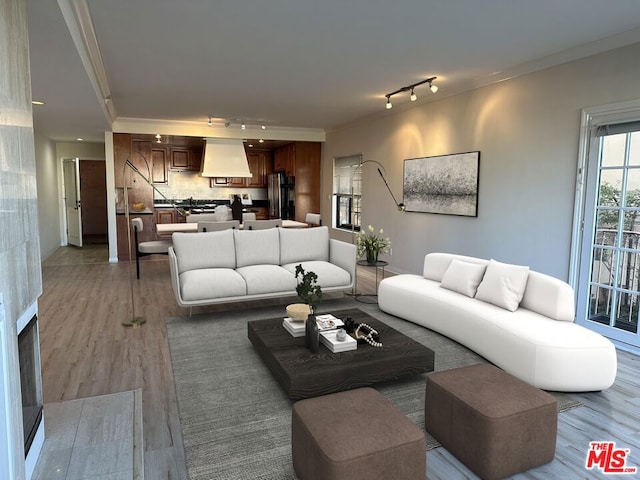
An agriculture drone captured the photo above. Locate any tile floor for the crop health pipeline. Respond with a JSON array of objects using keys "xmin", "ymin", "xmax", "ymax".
[{"xmin": 31, "ymin": 390, "xmax": 143, "ymax": 480}]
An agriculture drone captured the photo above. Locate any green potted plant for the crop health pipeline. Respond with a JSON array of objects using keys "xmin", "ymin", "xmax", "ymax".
[
  {"xmin": 295, "ymin": 264, "xmax": 323, "ymax": 353},
  {"xmin": 295, "ymin": 264, "xmax": 323, "ymax": 313}
]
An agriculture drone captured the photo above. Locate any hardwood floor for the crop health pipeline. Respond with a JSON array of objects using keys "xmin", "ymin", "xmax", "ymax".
[
  {"xmin": 38, "ymin": 246, "xmax": 640, "ymax": 479},
  {"xmin": 39, "ymin": 246, "xmax": 383, "ymax": 478}
]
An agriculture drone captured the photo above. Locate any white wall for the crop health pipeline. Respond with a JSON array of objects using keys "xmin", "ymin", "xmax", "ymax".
[
  {"xmin": 34, "ymin": 133, "xmax": 59, "ymax": 260},
  {"xmin": 0, "ymin": 0, "xmax": 41, "ymax": 478},
  {"xmin": 323, "ymin": 42, "xmax": 640, "ymax": 281}
]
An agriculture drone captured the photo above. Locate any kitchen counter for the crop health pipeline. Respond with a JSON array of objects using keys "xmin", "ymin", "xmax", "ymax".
[
  {"xmin": 154, "ymin": 198, "xmax": 269, "ymax": 214},
  {"xmin": 116, "ymin": 208, "xmax": 153, "ymax": 215}
]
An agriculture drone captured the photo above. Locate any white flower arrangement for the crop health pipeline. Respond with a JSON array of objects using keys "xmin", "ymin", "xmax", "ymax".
[{"xmin": 356, "ymin": 225, "xmax": 391, "ymax": 262}]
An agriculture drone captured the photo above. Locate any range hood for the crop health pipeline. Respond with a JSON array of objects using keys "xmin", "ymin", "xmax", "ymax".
[{"xmin": 200, "ymin": 138, "xmax": 252, "ymax": 178}]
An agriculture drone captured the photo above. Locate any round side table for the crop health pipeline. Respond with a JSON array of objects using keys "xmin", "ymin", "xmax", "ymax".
[{"xmin": 356, "ymin": 260, "xmax": 388, "ymax": 304}]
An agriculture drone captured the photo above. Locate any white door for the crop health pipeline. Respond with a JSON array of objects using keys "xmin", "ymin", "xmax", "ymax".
[{"xmin": 63, "ymin": 158, "xmax": 83, "ymax": 247}]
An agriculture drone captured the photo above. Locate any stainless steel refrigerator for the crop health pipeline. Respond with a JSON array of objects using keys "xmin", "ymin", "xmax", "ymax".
[{"xmin": 268, "ymin": 173, "xmax": 295, "ymax": 219}]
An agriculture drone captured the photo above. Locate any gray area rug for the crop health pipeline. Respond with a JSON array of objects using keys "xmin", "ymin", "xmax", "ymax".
[{"xmin": 166, "ymin": 298, "xmax": 581, "ymax": 480}]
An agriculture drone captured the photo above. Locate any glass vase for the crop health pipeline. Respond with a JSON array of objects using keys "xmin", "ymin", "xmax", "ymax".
[{"xmin": 366, "ymin": 249, "xmax": 378, "ymax": 265}]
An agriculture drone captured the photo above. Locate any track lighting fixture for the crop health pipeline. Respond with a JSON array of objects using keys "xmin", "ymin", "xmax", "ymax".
[
  {"xmin": 385, "ymin": 76, "xmax": 438, "ymax": 108},
  {"xmin": 211, "ymin": 117, "xmax": 268, "ymax": 131}
]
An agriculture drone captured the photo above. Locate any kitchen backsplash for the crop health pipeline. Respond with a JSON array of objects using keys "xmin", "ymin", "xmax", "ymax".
[{"xmin": 154, "ymin": 171, "xmax": 268, "ymax": 201}]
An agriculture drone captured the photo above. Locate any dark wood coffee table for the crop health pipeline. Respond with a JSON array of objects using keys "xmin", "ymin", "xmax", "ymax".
[{"xmin": 247, "ymin": 308, "xmax": 435, "ymax": 399}]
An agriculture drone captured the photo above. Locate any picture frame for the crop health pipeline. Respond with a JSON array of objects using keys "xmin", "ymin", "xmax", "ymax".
[{"xmin": 403, "ymin": 151, "xmax": 480, "ymax": 216}]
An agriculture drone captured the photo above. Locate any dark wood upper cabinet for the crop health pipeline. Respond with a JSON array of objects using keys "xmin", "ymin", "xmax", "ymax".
[
  {"xmin": 152, "ymin": 147, "xmax": 168, "ymax": 184},
  {"xmin": 170, "ymin": 148, "xmax": 189, "ymax": 170}
]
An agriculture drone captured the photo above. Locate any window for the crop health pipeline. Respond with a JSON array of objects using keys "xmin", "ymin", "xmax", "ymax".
[{"xmin": 333, "ymin": 154, "xmax": 362, "ymax": 231}]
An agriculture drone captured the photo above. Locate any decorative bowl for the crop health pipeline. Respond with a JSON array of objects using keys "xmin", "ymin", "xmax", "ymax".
[
  {"xmin": 131, "ymin": 202, "xmax": 146, "ymax": 212},
  {"xmin": 287, "ymin": 303, "xmax": 311, "ymax": 322}
]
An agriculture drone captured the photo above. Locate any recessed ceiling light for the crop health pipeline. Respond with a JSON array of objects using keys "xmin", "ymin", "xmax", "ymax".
[
  {"xmin": 247, "ymin": 143, "xmax": 254, "ymax": 148},
  {"xmin": 76, "ymin": 138, "xmax": 84, "ymax": 142},
  {"xmin": 32, "ymin": 100, "xmax": 45, "ymax": 105}
]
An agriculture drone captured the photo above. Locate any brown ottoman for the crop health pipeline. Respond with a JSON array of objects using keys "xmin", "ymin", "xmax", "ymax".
[
  {"xmin": 292, "ymin": 387, "xmax": 425, "ymax": 480},
  {"xmin": 425, "ymin": 364, "xmax": 557, "ymax": 480}
]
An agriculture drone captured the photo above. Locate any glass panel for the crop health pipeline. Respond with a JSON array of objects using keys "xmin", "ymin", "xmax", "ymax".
[
  {"xmin": 624, "ymin": 169, "xmax": 640, "ymax": 209},
  {"xmin": 336, "ymin": 195, "xmax": 351, "ymax": 228},
  {"xmin": 614, "ymin": 291, "xmax": 640, "ymax": 334},
  {"xmin": 601, "ymin": 133, "xmax": 627, "ymax": 166},
  {"xmin": 589, "ymin": 284, "xmax": 613, "ymax": 326},
  {"xmin": 598, "ymin": 169, "xmax": 623, "ymax": 206},
  {"xmin": 352, "ymin": 195, "xmax": 361, "ymax": 228},
  {"xmin": 628, "ymin": 131, "xmax": 640, "ymax": 166},
  {"xmin": 622, "ymin": 210, "xmax": 640, "ymax": 240},
  {"xmin": 591, "ymin": 247, "xmax": 617, "ymax": 287},
  {"xmin": 335, "ymin": 195, "xmax": 361, "ymax": 230},
  {"xmin": 616, "ymin": 249, "xmax": 640, "ymax": 291},
  {"xmin": 594, "ymin": 209, "xmax": 619, "ymax": 246}
]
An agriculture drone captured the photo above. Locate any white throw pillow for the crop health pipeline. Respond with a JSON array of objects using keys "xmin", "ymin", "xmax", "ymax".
[
  {"xmin": 475, "ymin": 259, "xmax": 530, "ymax": 311},
  {"xmin": 439, "ymin": 259, "xmax": 487, "ymax": 297}
]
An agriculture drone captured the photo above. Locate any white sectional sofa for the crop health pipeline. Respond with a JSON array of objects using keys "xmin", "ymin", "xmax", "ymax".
[
  {"xmin": 378, "ymin": 253, "xmax": 617, "ymax": 392},
  {"xmin": 168, "ymin": 226, "xmax": 356, "ymax": 307}
]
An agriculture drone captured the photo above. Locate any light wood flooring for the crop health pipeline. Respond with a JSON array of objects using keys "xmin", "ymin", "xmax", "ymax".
[{"xmin": 38, "ymin": 245, "xmax": 640, "ymax": 479}]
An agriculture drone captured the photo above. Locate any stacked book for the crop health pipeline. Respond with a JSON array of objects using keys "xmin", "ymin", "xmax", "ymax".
[
  {"xmin": 283, "ymin": 313, "xmax": 357, "ymax": 353},
  {"xmin": 319, "ymin": 329, "xmax": 357, "ymax": 353},
  {"xmin": 283, "ymin": 317, "xmax": 305, "ymax": 337},
  {"xmin": 314, "ymin": 314, "xmax": 345, "ymax": 331}
]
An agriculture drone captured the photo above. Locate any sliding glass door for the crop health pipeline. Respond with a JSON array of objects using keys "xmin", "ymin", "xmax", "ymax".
[{"xmin": 576, "ymin": 115, "xmax": 640, "ymax": 349}]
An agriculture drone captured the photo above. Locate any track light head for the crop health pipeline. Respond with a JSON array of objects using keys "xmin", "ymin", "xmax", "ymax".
[
  {"xmin": 207, "ymin": 116, "xmax": 212, "ymax": 126},
  {"xmin": 429, "ymin": 80, "xmax": 439, "ymax": 93},
  {"xmin": 386, "ymin": 96, "xmax": 393, "ymax": 109},
  {"xmin": 410, "ymin": 88, "xmax": 417, "ymax": 102},
  {"xmin": 241, "ymin": 122, "xmax": 246, "ymax": 130}
]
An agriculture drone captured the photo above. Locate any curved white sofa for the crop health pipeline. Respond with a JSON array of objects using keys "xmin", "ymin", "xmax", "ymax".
[
  {"xmin": 168, "ymin": 226, "xmax": 356, "ymax": 307},
  {"xmin": 378, "ymin": 253, "xmax": 617, "ymax": 392}
]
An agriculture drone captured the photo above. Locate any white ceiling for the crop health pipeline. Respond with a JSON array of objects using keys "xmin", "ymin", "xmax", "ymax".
[{"xmin": 27, "ymin": 0, "xmax": 640, "ymax": 143}]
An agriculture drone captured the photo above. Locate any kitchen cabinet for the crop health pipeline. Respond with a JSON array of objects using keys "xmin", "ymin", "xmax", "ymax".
[
  {"xmin": 155, "ymin": 208, "xmax": 186, "ymax": 235},
  {"xmin": 274, "ymin": 143, "xmax": 295, "ymax": 176},
  {"xmin": 274, "ymin": 142, "xmax": 321, "ymax": 222},
  {"xmin": 250, "ymin": 207, "xmax": 269, "ymax": 220},
  {"xmin": 246, "ymin": 151, "xmax": 273, "ymax": 187},
  {"xmin": 152, "ymin": 147, "xmax": 168, "ymax": 184},
  {"xmin": 169, "ymin": 146, "xmax": 202, "ymax": 171}
]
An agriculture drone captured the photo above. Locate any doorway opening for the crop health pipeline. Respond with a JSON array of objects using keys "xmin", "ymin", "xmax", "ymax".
[
  {"xmin": 63, "ymin": 158, "xmax": 108, "ymax": 247},
  {"xmin": 80, "ymin": 160, "xmax": 108, "ymax": 244}
]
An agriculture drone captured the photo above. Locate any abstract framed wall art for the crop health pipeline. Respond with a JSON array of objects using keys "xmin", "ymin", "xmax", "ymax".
[{"xmin": 403, "ymin": 151, "xmax": 480, "ymax": 216}]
